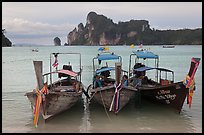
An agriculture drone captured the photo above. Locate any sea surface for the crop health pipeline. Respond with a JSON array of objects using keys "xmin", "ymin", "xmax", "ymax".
[{"xmin": 2, "ymin": 45, "xmax": 202, "ymax": 133}]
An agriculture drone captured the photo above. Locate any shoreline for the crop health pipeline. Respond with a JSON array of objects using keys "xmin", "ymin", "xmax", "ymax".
[{"xmin": 10, "ymin": 44, "xmax": 202, "ymax": 47}]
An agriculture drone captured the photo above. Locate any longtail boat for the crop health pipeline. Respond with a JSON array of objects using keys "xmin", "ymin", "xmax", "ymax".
[
  {"xmin": 128, "ymin": 49, "xmax": 200, "ymax": 113},
  {"xmin": 25, "ymin": 53, "xmax": 87, "ymax": 127},
  {"xmin": 87, "ymin": 49, "xmax": 138, "ymax": 114},
  {"xmin": 162, "ymin": 45, "xmax": 175, "ymax": 48}
]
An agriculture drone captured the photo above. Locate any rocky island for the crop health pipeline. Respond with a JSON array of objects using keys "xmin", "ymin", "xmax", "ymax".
[
  {"xmin": 2, "ymin": 29, "xmax": 12, "ymax": 47},
  {"xmin": 54, "ymin": 37, "xmax": 61, "ymax": 46},
  {"xmin": 67, "ymin": 11, "xmax": 202, "ymax": 45}
]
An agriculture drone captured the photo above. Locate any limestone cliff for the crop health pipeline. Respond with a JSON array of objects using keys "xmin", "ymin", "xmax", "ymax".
[
  {"xmin": 54, "ymin": 37, "xmax": 61, "ymax": 46},
  {"xmin": 2, "ymin": 29, "xmax": 12, "ymax": 47},
  {"xmin": 68, "ymin": 11, "xmax": 150, "ymax": 45},
  {"xmin": 67, "ymin": 12, "xmax": 202, "ymax": 45}
]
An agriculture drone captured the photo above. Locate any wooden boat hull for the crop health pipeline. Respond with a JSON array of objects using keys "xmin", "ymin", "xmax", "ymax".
[
  {"xmin": 89, "ymin": 85, "xmax": 137, "ymax": 113},
  {"xmin": 25, "ymin": 84, "xmax": 83, "ymax": 120},
  {"xmin": 137, "ymin": 81, "xmax": 188, "ymax": 113},
  {"xmin": 26, "ymin": 53, "xmax": 84, "ymax": 123}
]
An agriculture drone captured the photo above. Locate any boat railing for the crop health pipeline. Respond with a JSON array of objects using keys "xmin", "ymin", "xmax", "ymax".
[
  {"xmin": 129, "ymin": 50, "xmax": 159, "ymax": 82},
  {"xmin": 49, "ymin": 53, "xmax": 82, "ymax": 88}
]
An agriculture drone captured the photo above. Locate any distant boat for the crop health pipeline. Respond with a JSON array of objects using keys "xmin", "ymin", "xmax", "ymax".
[
  {"xmin": 162, "ymin": 45, "xmax": 175, "ymax": 48},
  {"xmin": 32, "ymin": 49, "xmax": 39, "ymax": 52}
]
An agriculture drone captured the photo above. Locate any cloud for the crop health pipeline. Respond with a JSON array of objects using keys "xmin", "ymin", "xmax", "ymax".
[
  {"xmin": 2, "ymin": 18, "xmax": 75, "ymax": 44},
  {"xmin": 3, "ymin": 18, "xmax": 75, "ymax": 35},
  {"xmin": 2, "ymin": 2, "xmax": 202, "ymax": 45}
]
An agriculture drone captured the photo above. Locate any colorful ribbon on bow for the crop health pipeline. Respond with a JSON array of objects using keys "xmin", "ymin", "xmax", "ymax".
[
  {"xmin": 109, "ymin": 83, "xmax": 122, "ymax": 113},
  {"xmin": 183, "ymin": 57, "xmax": 200, "ymax": 108},
  {"xmin": 33, "ymin": 83, "xmax": 49, "ymax": 127},
  {"xmin": 183, "ymin": 75, "xmax": 195, "ymax": 108}
]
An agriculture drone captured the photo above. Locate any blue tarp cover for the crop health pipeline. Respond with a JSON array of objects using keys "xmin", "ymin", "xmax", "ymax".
[
  {"xmin": 132, "ymin": 50, "xmax": 159, "ymax": 59},
  {"xmin": 134, "ymin": 66, "xmax": 155, "ymax": 72},
  {"xmin": 134, "ymin": 66, "xmax": 173, "ymax": 72},
  {"xmin": 97, "ymin": 54, "xmax": 119, "ymax": 60},
  {"xmin": 96, "ymin": 67, "xmax": 114, "ymax": 74}
]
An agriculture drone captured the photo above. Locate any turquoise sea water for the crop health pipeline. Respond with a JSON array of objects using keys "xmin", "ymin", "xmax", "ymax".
[{"xmin": 2, "ymin": 45, "xmax": 202, "ymax": 133}]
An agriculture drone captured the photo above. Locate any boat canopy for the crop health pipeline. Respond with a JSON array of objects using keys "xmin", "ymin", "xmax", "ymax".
[
  {"xmin": 44, "ymin": 69, "xmax": 78, "ymax": 77},
  {"xmin": 132, "ymin": 50, "xmax": 159, "ymax": 59},
  {"xmin": 57, "ymin": 69, "xmax": 78, "ymax": 77},
  {"xmin": 96, "ymin": 67, "xmax": 114, "ymax": 74},
  {"xmin": 134, "ymin": 66, "xmax": 173, "ymax": 73},
  {"xmin": 97, "ymin": 53, "xmax": 120, "ymax": 61}
]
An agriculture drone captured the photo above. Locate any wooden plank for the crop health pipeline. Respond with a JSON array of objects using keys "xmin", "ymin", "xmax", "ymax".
[
  {"xmin": 115, "ymin": 62, "xmax": 122, "ymax": 85},
  {"xmin": 33, "ymin": 61, "xmax": 44, "ymax": 90}
]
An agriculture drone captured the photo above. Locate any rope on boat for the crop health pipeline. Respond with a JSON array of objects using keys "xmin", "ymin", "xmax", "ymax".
[
  {"xmin": 81, "ymin": 83, "xmax": 91, "ymax": 99},
  {"xmin": 88, "ymin": 91, "xmax": 97, "ymax": 103},
  {"xmin": 85, "ymin": 84, "xmax": 97, "ymax": 103},
  {"xmin": 99, "ymin": 89, "xmax": 112, "ymax": 121},
  {"xmin": 86, "ymin": 84, "xmax": 112, "ymax": 121}
]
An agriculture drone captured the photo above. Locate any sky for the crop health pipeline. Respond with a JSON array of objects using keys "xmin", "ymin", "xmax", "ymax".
[{"xmin": 2, "ymin": 2, "xmax": 202, "ymax": 45}]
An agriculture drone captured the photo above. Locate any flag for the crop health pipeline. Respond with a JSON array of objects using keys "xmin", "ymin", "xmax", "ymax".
[{"xmin": 52, "ymin": 57, "xmax": 58, "ymax": 67}]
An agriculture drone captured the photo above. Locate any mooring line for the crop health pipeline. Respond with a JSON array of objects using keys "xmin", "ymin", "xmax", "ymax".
[{"xmin": 99, "ymin": 90, "xmax": 112, "ymax": 121}]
